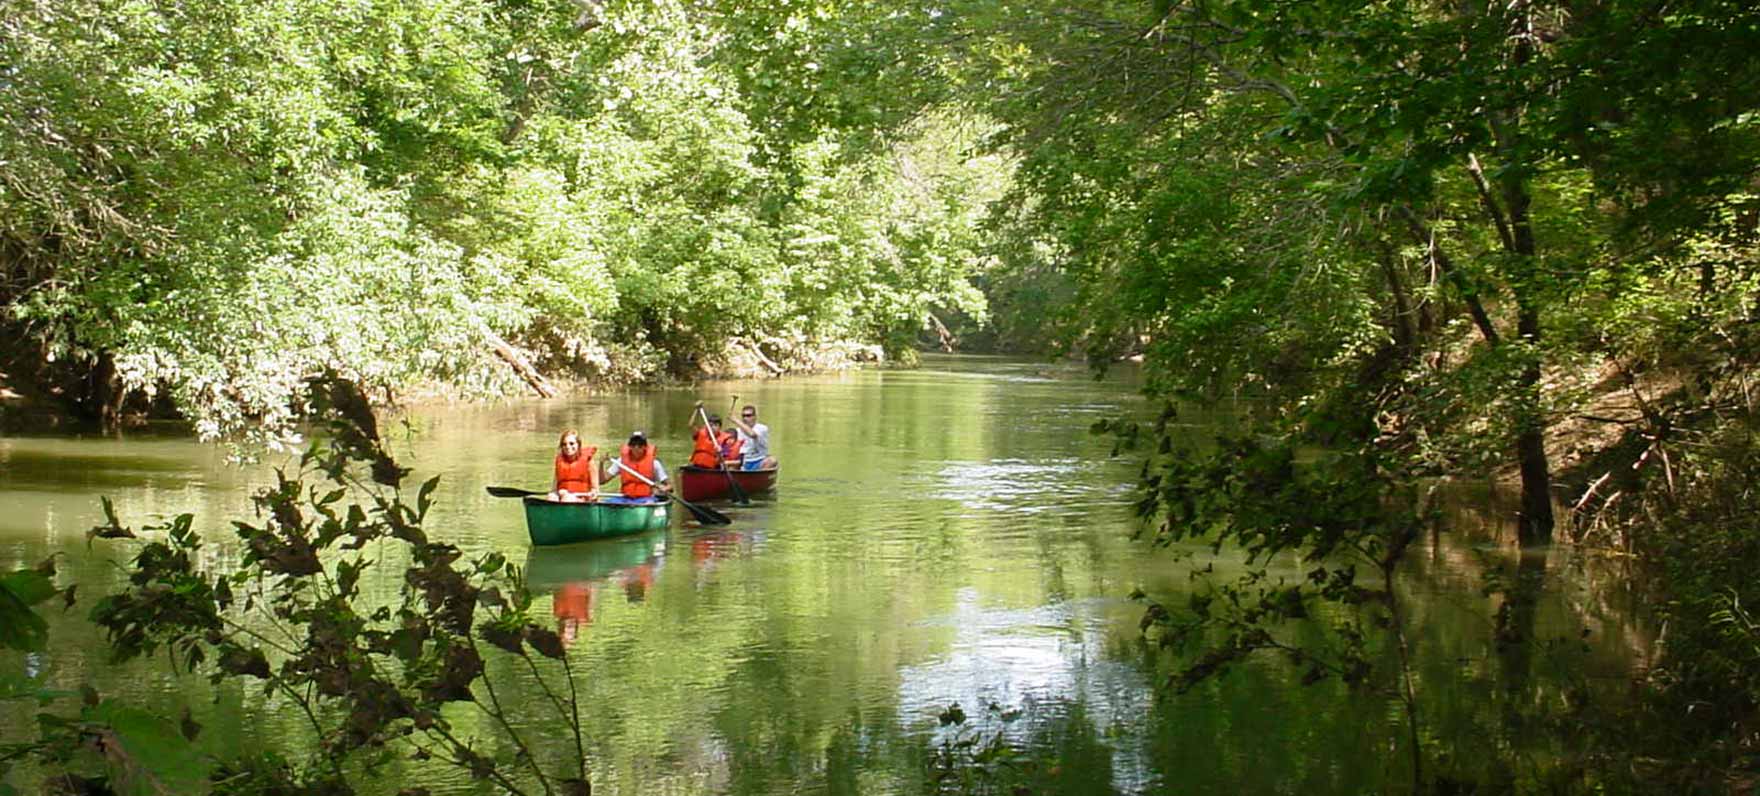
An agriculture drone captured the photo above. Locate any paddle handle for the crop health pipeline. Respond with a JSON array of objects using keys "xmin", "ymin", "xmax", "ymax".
[
  {"xmin": 699, "ymin": 403, "xmax": 751, "ymax": 503},
  {"xmin": 695, "ymin": 405, "xmax": 727, "ymax": 460},
  {"xmin": 487, "ymin": 486, "xmax": 622, "ymax": 499},
  {"xmin": 615, "ymin": 455, "xmax": 732, "ymax": 525},
  {"xmin": 612, "ymin": 458, "xmax": 663, "ymax": 489}
]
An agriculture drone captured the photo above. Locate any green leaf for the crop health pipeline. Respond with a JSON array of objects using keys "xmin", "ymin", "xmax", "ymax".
[
  {"xmin": 0, "ymin": 579, "xmax": 51, "ymax": 652},
  {"xmin": 418, "ymin": 475, "xmax": 441, "ymax": 520},
  {"xmin": 217, "ymin": 648, "xmax": 271, "ymax": 679},
  {"xmin": 84, "ymin": 702, "xmax": 212, "ymax": 796},
  {"xmin": 0, "ymin": 570, "xmax": 58, "ymax": 606}
]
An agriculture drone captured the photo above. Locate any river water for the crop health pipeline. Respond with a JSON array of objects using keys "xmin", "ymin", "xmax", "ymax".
[{"xmin": 1, "ymin": 355, "xmax": 1650, "ymax": 794}]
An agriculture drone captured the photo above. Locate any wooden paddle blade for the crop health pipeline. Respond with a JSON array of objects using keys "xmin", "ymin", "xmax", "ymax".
[
  {"xmin": 676, "ymin": 497, "xmax": 731, "ymax": 525},
  {"xmin": 486, "ymin": 486, "xmax": 542, "ymax": 498},
  {"xmin": 724, "ymin": 470, "xmax": 751, "ymax": 505}
]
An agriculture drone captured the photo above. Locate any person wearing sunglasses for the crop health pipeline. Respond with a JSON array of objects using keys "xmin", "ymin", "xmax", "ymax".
[
  {"xmin": 549, "ymin": 428, "xmax": 600, "ymax": 502},
  {"xmin": 727, "ymin": 405, "xmax": 777, "ymax": 471}
]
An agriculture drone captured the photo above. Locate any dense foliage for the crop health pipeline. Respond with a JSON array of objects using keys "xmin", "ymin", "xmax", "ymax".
[
  {"xmin": 893, "ymin": 0, "xmax": 1760, "ymax": 787},
  {"xmin": 0, "ymin": 0, "xmax": 1004, "ymax": 441}
]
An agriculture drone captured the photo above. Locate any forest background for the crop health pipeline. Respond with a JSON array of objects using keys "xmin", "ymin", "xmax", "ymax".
[{"xmin": 5, "ymin": 0, "xmax": 1760, "ymax": 789}]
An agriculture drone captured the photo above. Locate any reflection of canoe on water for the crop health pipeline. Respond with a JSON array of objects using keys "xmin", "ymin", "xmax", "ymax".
[
  {"xmin": 521, "ymin": 495, "xmax": 671, "ymax": 546},
  {"xmin": 523, "ymin": 531, "xmax": 663, "ymax": 591},
  {"xmin": 678, "ymin": 466, "xmax": 778, "ymax": 502}
]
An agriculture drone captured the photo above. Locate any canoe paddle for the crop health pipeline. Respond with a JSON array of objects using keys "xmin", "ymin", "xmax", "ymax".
[
  {"xmin": 698, "ymin": 403, "xmax": 750, "ymax": 505},
  {"xmin": 611, "ymin": 458, "xmax": 731, "ymax": 525},
  {"xmin": 485, "ymin": 486, "xmax": 619, "ymax": 499}
]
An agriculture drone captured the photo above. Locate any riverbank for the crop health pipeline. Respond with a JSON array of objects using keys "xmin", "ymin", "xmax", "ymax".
[
  {"xmin": 0, "ymin": 332, "xmax": 894, "ymax": 435},
  {"xmin": 0, "ymin": 360, "xmax": 98, "ymax": 435}
]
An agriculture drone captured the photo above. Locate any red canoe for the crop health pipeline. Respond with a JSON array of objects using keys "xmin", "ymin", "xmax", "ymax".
[{"xmin": 678, "ymin": 465, "xmax": 778, "ymax": 502}]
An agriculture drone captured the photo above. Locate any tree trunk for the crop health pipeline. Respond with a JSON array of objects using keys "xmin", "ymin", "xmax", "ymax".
[
  {"xmin": 484, "ymin": 328, "xmax": 557, "ymax": 398},
  {"xmin": 1465, "ymin": 0, "xmax": 1554, "ymax": 544},
  {"xmin": 747, "ymin": 338, "xmax": 785, "ymax": 375},
  {"xmin": 924, "ymin": 311, "xmax": 957, "ymax": 353},
  {"xmin": 1501, "ymin": 168, "xmax": 1555, "ymax": 543},
  {"xmin": 1374, "ymin": 240, "xmax": 1418, "ymax": 354},
  {"xmin": 88, "ymin": 350, "xmax": 124, "ymax": 433},
  {"xmin": 1512, "ymin": 305, "xmax": 1554, "ymax": 543}
]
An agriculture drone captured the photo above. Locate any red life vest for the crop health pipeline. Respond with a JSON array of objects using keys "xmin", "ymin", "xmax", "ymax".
[
  {"xmin": 554, "ymin": 447, "xmax": 597, "ymax": 493},
  {"xmin": 689, "ymin": 427, "xmax": 720, "ymax": 468},
  {"xmin": 618, "ymin": 444, "xmax": 657, "ymax": 498}
]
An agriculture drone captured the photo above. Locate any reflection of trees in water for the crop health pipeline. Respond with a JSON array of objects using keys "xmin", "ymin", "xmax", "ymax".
[
  {"xmin": 919, "ymin": 700, "xmax": 1120, "ymax": 795},
  {"xmin": 1388, "ymin": 491, "xmax": 1657, "ymax": 790},
  {"xmin": 1415, "ymin": 486, "xmax": 1656, "ymax": 668}
]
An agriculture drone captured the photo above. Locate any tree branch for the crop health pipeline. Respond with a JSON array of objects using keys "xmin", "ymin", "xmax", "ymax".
[{"xmin": 1465, "ymin": 153, "xmax": 1516, "ymax": 251}]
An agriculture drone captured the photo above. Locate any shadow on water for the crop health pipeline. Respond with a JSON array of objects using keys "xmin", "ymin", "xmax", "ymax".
[{"xmin": 0, "ymin": 448, "xmax": 200, "ymax": 492}]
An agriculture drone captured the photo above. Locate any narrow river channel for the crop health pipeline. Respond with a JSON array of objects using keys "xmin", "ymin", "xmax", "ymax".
[{"xmin": 1, "ymin": 355, "xmax": 1651, "ymax": 794}]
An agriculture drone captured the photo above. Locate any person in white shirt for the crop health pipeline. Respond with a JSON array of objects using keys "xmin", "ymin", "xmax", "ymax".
[
  {"xmin": 728, "ymin": 404, "xmax": 777, "ymax": 470},
  {"xmin": 600, "ymin": 431, "xmax": 671, "ymax": 503}
]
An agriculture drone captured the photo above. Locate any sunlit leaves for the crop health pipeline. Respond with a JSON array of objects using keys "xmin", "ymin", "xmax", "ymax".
[{"xmin": 4, "ymin": 0, "xmax": 1007, "ymax": 442}]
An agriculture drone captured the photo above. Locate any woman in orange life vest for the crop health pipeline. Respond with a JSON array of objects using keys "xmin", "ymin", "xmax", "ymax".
[
  {"xmin": 548, "ymin": 429, "xmax": 600, "ymax": 502},
  {"xmin": 601, "ymin": 431, "xmax": 671, "ymax": 504}
]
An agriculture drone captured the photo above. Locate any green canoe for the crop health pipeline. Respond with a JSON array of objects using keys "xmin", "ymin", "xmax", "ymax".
[{"xmin": 521, "ymin": 496, "xmax": 673, "ymax": 546}]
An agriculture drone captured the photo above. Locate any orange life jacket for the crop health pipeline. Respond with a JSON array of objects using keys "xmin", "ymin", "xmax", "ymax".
[
  {"xmin": 618, "ymin": 444, "xmax": 657, "ymax": 498},
  {"xmin": 689, "ymin": 427, "xmax": 720, "ymax": 468},
  {"xmin": 554, "ymin": 448, "xmax": 597, "ymax": 494},
  {"xmin": 719, "ymin": 431, "xmax": 742, "ymax": 464}
]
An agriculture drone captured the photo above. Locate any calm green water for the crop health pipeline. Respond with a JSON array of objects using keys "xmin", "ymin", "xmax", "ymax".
[{"xmin": 1, "ymin": 356, "xmax": 1650, "ymax": 794}]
